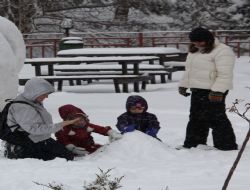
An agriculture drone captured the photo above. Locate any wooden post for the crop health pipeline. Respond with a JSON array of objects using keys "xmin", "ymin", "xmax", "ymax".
[
  {"xmin": 29, "ymin": 46, "xmax": 33, "ymax": 58},
  {"xmin": 236, "ymin": 42, "xmax": 240, "ymax": 58},
  {"xmin": 42, "ymin": 46, "xmax": 45, "ymax": 57},
  {"xmin": 138, "ymin": 32, "xmax": 144, "ymax": 47},
  {"xmin": 120, "ymin": 61, "xmax": 128, "ymax": 92},
  {"xmin": 53, "ymin": 40, "xmax": 57, "ymax": 57}
]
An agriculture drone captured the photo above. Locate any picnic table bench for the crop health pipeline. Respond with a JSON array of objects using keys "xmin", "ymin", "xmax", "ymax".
[
  {"xmin": 53, "ymin": 63, "xmax": 169, "ymax": 84},
  {"xmin": 56, "ymin": 47, "xmax": 187, "ymax": 81},
  {"xmin": 23, "ymin": 56, "xmax": 159, "ymax": 92},
  {"xmin": 22, "ymin": 53, "xmax": 187, "ymax": 92},
  {"xmin": 24, "ymin": 56, "xmax": 159, "ymax": 76},
  {"xmin": 19, "ymin": 74, "xmax": 152, "ymax": 93}
]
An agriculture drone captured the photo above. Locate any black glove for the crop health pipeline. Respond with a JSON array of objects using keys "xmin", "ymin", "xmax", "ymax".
[
  {"xmin": 178, "ymin": 87, "xmax": 191, "ymax": 97},
  {"xmin": 208, "ymin": 91, "xmax": 224, "ymax": 102}
]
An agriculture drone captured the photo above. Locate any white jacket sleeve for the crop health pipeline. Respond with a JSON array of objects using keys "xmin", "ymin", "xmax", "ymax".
[
  {"xmin": 178, "ymin": 53, "xmax": 190, "ymax": 88},
  {"xmin": 211, "ymin": 47, "xmax": 235, "ymax": 92}
]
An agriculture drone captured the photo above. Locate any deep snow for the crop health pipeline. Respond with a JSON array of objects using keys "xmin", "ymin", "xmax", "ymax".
[{"xmin": 0, "ymin": 56, "xmax": 249, "ymax": 190}]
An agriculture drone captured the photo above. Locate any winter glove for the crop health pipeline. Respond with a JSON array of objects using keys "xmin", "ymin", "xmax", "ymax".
[
  {"xmin": 65, "ymin": 144, "xmax": 88, "ymax": 156},
  {"xmin": 120, "ymin": 124, "xmax": 137, "ymax": 133},
  {"xmin": 178, "ymin": 87, "xmax": 191, "ymax": 97},
  {"xmin": 208, "ymin": 91, "xmax": 224, "ymax": 103},
  {"xmin": 145, "ymin": 128, "xmax": 159, "ymax": 138},
  {"xmin": 107, "ymin": 129, "xmax": 123, "ymax": 142}
]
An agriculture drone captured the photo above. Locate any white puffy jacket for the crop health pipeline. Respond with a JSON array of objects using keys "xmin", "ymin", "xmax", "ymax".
[
  {"xmin": 0, "ymin": 16, "xmax": 25, "ymax": 111},
  {"xmin": 179, "ymin": 39, "xmax": 235, "ymax": 93}
]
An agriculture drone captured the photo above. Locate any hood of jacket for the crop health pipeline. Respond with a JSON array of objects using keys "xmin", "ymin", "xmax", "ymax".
[
  {"xmin": 59, "ymin": 104, "xmax": 87, "ymax": 120},
  {"xmin": 22, "ymin": 78, "xmax": 55, "ymax": 101},
  {"xmin": 126, "ymin": 95, "xmax": 148, "ymax": 112}
]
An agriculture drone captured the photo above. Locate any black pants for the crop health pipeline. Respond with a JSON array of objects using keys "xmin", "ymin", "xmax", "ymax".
[
  {"xmin": 183, "ymin": 89, "xmax": 238, "ymax": 150},
  {"xmin": 5, "ymin": 131, "xmax": 74, "ymax": 161}
]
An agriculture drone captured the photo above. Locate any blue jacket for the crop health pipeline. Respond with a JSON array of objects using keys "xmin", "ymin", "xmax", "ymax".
[{"xmin": 116, "ymin": 112, "xmax": 160, "ymax": 137}]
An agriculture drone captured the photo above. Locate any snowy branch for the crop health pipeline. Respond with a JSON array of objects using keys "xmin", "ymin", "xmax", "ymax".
[{"xmin": 228, "ymin": 99, "xmax": 250, "ymax": 123}]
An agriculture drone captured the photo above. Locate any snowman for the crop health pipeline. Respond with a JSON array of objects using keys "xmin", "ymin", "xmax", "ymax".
[{"xmin": 0, "ymin": 16, "xmax": 25, "ymax": 111}]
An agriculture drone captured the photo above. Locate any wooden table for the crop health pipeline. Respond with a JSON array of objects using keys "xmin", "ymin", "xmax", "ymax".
[
  {"xmin": 25, "ymin": 56, "xmax": 159, "ymax": 76},
  {"xmin": 57, "ymin": 47, "xmax": 180, "ymax": 65},
  {"xmin": 24, "ymin": 56, "xmax": 159, "ymax": 92}
]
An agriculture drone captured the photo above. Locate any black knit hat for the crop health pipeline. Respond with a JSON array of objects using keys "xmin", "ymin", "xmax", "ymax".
[{"xmin": 189, "ymin": 27, "xmax": 215, "ymax": 42}]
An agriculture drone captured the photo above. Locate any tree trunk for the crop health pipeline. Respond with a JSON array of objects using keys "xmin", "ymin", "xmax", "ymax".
[
  {"xmin": 0, "ymin": 0, "xmax": 41, "ymax": 33},
  {"xmin": 113, "ymin": 0, "xmax": 129, "ymax": 22}
]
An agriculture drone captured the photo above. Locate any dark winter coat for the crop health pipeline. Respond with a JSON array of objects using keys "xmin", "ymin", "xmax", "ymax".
[
  {"xmin": 116, "ymin": 95, "xmax": 160, "ymax": 135},
  {"xmin": 116, "ymin": 112, "xmax": 160, "ymax": 133}
]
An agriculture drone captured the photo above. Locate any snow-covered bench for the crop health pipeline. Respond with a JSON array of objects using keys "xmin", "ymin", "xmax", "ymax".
[
  {"xmin": 54, "ymin": 63, "xmax": 170, "ymax": 84},
  {"xmin": 19, "ymin": 74, "xmax": 153, "ymax": 93}
]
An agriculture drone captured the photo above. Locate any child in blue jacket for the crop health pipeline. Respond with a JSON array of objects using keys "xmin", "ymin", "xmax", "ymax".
[{"xmin": 116, "ymin": 95, "xmax": 160, "ymax": 138}]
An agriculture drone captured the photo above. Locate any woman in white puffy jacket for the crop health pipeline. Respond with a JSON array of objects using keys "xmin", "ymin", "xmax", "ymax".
[
  {"xmin": 178, "ymin": 27, "xmax": 238, "ymax": 151},
  {"xmin": 0, "ymin": 16, "xmax": 25, "ymax": 111}
]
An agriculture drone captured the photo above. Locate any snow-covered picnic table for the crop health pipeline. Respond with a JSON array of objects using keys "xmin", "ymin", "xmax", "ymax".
[
  {"xmin": 23, "ymin": 56, "xmax": 160, "ymax": 93},
  {"xmin": 57, "ymin": 47, "xmax": 181, "ymax": 65},
  {"xmin": 24, "ymin": 56, "xmax": 159, "ymax": 76}
]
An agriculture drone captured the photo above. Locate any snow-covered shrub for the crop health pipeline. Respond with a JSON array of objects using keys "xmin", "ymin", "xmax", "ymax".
[
  {"xmin": 83, "ymin": 168, "xmax": 124, "ymax": 190},
  {"xmin": 34, "ymin": 181, "xmax": 65, "ymax": 190},
  {"xmin": 34, "ymin": 168, "xmax": 123, "ymax": 190}
]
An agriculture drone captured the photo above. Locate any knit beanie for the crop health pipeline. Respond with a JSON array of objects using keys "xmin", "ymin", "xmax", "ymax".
[{"xmin": 189, "ymin": 27, "xmax": 215, "ymax": 42}]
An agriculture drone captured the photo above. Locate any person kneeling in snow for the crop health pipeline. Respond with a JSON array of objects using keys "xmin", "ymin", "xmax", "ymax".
[
  {"xmin": 55, "ymin": 104, "xmax": 122, "ymax": 156},
  {"xmin": 4, "ymin": 78, "xmax": 79, "ymax": 161},
  {"xmin": 116, "ymin": 95, "xmax": 161, "ymax": 139}
]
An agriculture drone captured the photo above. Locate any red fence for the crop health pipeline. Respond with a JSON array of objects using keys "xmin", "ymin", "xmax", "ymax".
[
  {"xmin": 24, "ymin": 31, "xmax": 250, "ymax": 58},
  {"xmin": 25, "ymin": 38, "xmax": 59, "ymax": 58}
]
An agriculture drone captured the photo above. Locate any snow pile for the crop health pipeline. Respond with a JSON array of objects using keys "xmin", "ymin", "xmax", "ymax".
[
  {"xmin": 89, "ymin": 131, "xmax": 175, "ymax": 163},
  {"xmin": 0, "ymin": 57, "xmax": 249, "ymax": 190}
]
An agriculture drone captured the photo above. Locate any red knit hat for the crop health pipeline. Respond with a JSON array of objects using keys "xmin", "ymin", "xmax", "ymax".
[{"xmin": 58, "ymin": 104, "xmax": 87, "ymax": 120}]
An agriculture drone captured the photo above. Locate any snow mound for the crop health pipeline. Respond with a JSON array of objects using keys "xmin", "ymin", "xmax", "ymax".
[{"xmin": 86, "ymin": 131, "xmax": 175, "ymax": 164}]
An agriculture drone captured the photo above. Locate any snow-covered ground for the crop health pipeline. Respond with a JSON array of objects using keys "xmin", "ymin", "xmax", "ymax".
[{"xmin": 1, "ymin": 56, "xmax": 250, "ymax": 190}]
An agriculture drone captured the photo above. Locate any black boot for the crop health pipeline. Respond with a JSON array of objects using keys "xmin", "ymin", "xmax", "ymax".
[{"xmin": 4, "ymin": 142, "xmax": 25, "ymax": 159}]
